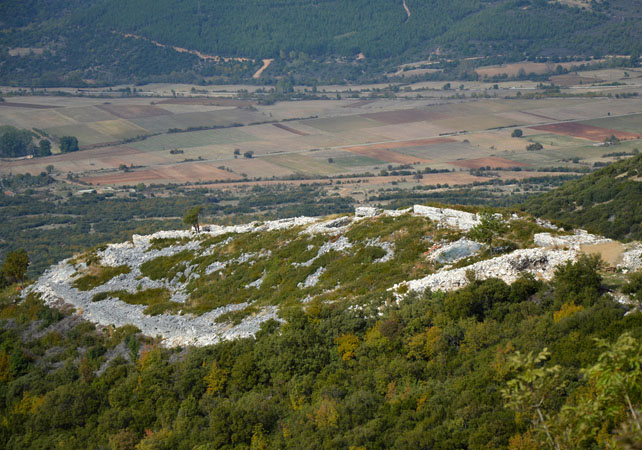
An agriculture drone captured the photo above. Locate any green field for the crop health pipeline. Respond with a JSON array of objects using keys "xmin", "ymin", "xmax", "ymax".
[
  {"xmin": 45, "ymin": 124, "xmax": 112, "ymax": 146},
  {"xmin": 131, "ymin": 128, "xmax": 255, "ymax": 151},
  {"xmin": 303, "ymin": 115, "xmax": 383, "ymax": 133},
  {"xmin": 581, "ymin": 113, "xmax": 642, "ymax": 134},
  {"xmin": 326, "ymin": 153, "xmax": 385, "ymax": 168},
  {"xmin": 265, "ymin": 153, "xmax": 346, "ymax": 176}
]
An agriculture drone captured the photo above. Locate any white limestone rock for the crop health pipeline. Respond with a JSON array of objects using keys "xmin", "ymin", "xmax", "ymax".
[
  {"xmin": 412, "ymin": 205, "xmax": 481, "ymax": 231},
  {"xmin": 355, "ymin": 206, "xmax": 382, "ymax": 218}
]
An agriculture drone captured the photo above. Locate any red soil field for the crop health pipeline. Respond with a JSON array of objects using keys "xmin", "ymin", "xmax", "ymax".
[
  {"xmin": 451, "ymin": 157, "xmax": 529, "ymax": 169},
  {"xmin": 531, "ymin": 123, "xmax": 642, "ymax": 142},
  {"xmin": 272, "ymin": 123, "xmax": 309, "ymax": 136},
  {"xmin": 341, "ymin": 138, "xmax": 456, "ymax": 164}
]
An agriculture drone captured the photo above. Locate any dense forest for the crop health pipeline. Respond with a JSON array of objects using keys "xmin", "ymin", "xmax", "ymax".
[
  {"xmin": 0, "ymin": 0, "xmax": 640, "ymax": 85},
  {"xmin": 521, "ymin": 154, "xmax": 642, "ymax": 241},
  {"xmin": 1, "ymin": 254, "xmax": 641, "ymax": 448}
]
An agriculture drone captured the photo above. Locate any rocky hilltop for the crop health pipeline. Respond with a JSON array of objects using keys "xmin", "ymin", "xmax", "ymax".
[{"xmin": 27, "ymin": 205, "xmax": 642, "ymax": 347}]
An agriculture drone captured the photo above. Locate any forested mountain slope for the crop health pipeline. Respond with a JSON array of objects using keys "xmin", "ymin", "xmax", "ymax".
[
  {"xmin": 521, "ymin": 153, "xmax": 642, "ymax": 241},
  {"xmin": 1, "ymin": 0, "xmax": 640, "ymax": 85}
]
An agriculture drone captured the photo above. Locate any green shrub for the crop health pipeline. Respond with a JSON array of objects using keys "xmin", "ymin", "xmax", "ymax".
[
  {"xmin": 73, "ymin": 265, "xmax": 131, "ymax": 291},
  {"xmin": 92, "ymin": 292, "xmax": 111, "ymax": 302},
  {"xmin": 146, "ymin": 237, "xmax": 191, "ymax": 252},
  {"xmin": 140, "ymin": 251, "xmax": 194, "ymax": 280}
]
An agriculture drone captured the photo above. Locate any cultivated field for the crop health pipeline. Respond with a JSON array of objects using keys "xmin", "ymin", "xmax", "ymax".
[{"xmin": 1, "ymin": 70, "xmax": 641, "ymax": 191}]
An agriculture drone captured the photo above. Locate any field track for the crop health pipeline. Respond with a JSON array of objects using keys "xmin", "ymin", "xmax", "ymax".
[{"xmin": 0, "ymin": 102, "xmax": 60, "ymax": 109}]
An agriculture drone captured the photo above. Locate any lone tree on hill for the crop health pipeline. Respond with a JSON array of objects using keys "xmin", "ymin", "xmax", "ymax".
[
  {"xmin": 511, "ymin": 129, "xmax": 523, "ymax": 138},
  {"xmin": 1, "ymin": 249, "xmax": 29, "ymax": 285},
  {"xmin": 183, "ymin": 206, "xmax": 203, "ymax": 233}
]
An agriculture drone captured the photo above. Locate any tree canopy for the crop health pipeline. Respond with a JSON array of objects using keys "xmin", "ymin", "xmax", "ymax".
[
  {"xmin": 59, "ymin": 136, "xmax": 79, "ymax": 153},
  {"xmin": 183, "ymin": 206, "xmax": 203, "ymax": 233},
  {"xmin": 1, "ymin": 249, "xmax": 29, "ymax": 285}
]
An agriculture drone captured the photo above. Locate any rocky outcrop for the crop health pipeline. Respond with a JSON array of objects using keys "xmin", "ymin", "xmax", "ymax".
[
  {"xmin": 393, "ymin": 248, "xmax": 577, "ymax": 297},
  {"xmin": 355, "ymin": 206, "xmax": 381, "ymax": 218},
  {"xmin": 533, "ymin": 231, "xmax": 612, "ymax": 249},
  {"xmin": 25, "ymin": 204, "xmax": 642, "ymax": 347},
  {"xmin": 413, "ymin": 205, "xmax": 480, "ymax": 230}
]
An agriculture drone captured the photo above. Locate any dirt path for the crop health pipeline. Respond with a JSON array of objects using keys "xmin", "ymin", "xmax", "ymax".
[
  {"xmin": 253, "ymin": 59, "xmax": 274, "ymax": 79},
  {"xmin": 402, "ymin": 0, "xmax": 411, "ymax": 19},
  {"xmin": 117, "ymin": 31, "xmax": 250, "ymax": 63}
]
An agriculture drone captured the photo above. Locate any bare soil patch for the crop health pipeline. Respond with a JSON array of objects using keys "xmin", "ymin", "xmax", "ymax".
[
  {"xmin": 252, "ymin": 59, "xmax": 273, "ymax": 79},
  {"xmin": 97, "ymin": 104, "xmax": 172, "ymax": 119},
  {"xmin": 343, "ymin": 100, "xmax": 377, "ymax": 108},
  {"xmin": 580, "ymin": 242, "xmax": 625, "ymax": 266},
  {"xmin": 341, "ymin": 138, "xmax": 457, "ymax": 164},
  {"xmin": 83, "ymin": 162, "xmax": 236, "ymax": 185},
  {"xmin": 531, "ymin": 123, "xmax": 642, "ymax": 142},
  {"xmin": 360, "ymin": 109, "xmax": 446, "ymax": 124},
  {"xmin": 520, "ymin": 111, "xmax": 558, "ymax": 121},
  {"xmin": 272, "ymin": 123, "xmax": 309, "ymax": 136},
  {"xmin": 451, "ymin": 157, "xmax": 529, "ymax": 169},
  {"xmin": 156, "ymin": 98, "xmax": 254, "ymax": 107},
  {"xmin": 549, "ymin": 74, "xmax": 600, "ymax": 87},
  {"xmin": 346, "ymin": 137, "xmax": 455, "ymax": 151},
  {"xmin": 476, "ymin": 60, "xmax": 602, "ymax": 78}
]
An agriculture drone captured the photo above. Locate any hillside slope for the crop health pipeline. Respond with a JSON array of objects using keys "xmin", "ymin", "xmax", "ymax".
[
  {"xmin": 3, "ymin": 203, "xmax": 642, "ymax": 448},
  {"xmin": 521, "ymin": 153, "xmax": 642, "ymax": 241},
  {"xmin": 28, "ymin": 204, "xmax": 642, "ymax": 346},
  {"xmin": 1, "ymin": 0, "xmax": 640, "ymax": 85}
]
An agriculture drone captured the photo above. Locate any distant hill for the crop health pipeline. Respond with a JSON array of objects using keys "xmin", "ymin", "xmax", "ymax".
[
  {"xmin": 521, "ymin": 153, "xmax": 642, "ymax": 241},
  {"xmin": 1, "ymin": 0, "xmax": 640, "ymax": 85}
]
